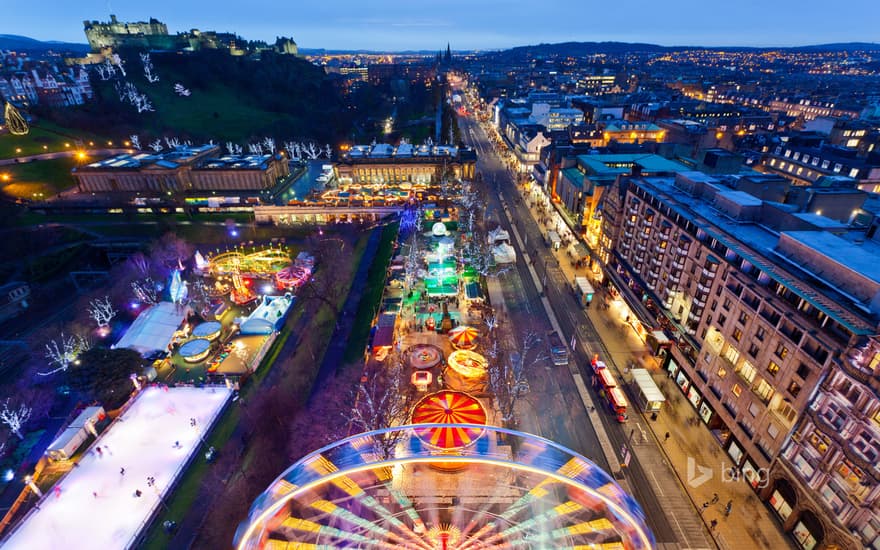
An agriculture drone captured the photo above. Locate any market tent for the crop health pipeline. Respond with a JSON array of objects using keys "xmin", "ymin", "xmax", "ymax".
[
  {"xmin": 465, "ymin": 282, "xmax": 483, "ymax": 301},
  {"xmin": 115, "ymin": 302, "xmax": 188, "ymax": 356}
]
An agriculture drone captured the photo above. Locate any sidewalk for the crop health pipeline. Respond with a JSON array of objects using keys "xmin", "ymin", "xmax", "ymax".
[{"xmin": 514, "ymin": 182, "xmax": 793, "ymax": 550}]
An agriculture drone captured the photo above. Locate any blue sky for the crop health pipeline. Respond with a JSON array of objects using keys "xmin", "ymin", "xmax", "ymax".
[{"xmin": 7, "ymin": 0, "xmax": 879, "ymax": 51}]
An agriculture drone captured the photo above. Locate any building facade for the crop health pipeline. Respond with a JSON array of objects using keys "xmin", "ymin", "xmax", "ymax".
[
  {"xmin": 597, "ymin": 171, "xmax": 880, "ymax": 550},
  {"xmin": 335, "ymin": 143, "xmax": 476, "ymax": 185},
  {"xmin": 72, "ymin": 145, "xmax": 288, "ymax": 194}
]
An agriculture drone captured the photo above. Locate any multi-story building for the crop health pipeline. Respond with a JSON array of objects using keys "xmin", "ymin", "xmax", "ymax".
[
  {"xmin": 335, "ymin": 143, "xmax": 476, "ymax": 185},
  {"xmin": 767, "ymin": 98, "xmax": 861, "ymax": 122},
  {"xmin": 72, "ymin": 145, "xmax": 289, "ymax": 194},
  {"xmin": 763, "ymin": 142, "xmax": 880, "ymax": 189},
  {"xmin": 554, "ymin": 154, "xmax": 685, "ymax": 247},
  {"xmin": 601, "ymin": 121, "xmax": 665, "ymax": 144},
  {"xmin": 0, "ymin": 66, "xmax": 92, "ymax": 107},
  {"xmin": 598, "ymin": 170, "xmax": 880, "ymax": 550}
]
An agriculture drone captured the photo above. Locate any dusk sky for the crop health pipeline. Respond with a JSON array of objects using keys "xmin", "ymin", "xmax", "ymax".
[{"xmin": 6, "ymin": 0, "xmax": 880, "ymax": 51}]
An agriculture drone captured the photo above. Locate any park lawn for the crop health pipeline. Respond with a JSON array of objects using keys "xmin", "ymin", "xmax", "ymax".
[
  {"xmin": 0, "ymin": 158, "xmax": 78, "ymax": 199},
  {"xmin": 145, "ymin": 82, "xmax": 282, "ymax": 143},
  {"xmin": 343, "ymin": 222, "xmax": 398, "ymax": 363},
  {"xmin": 0, "ymin": 121, "xmax": 105, "ymax": 160}
]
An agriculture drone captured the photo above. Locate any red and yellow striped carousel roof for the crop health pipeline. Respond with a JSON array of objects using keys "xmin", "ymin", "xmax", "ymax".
[{"xmin": 411, "ymin": 390, "xmax": 487, "ymax": 449}]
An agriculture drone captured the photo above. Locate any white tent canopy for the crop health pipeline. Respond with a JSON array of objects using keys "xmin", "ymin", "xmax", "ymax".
[{"xmin": 114, "ymin": 302, "xmax": 188, "ymax": 356}]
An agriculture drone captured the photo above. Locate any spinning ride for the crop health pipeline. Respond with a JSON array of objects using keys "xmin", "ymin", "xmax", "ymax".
[{"xmin": 234, "ymin": 425, "xmax": 656, "ymax": 550}]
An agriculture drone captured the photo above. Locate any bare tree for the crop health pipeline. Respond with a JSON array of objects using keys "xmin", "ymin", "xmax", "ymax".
[
  {"xmin": 173, "ymin": 83, "xmax": 191, "ymax": 96},
  {"xmin": 140, "ymin": 52, "xmax": 159, "ymax": 83},
  {"xmin": 323, "ymin": 144, "xmax": 332, "ymax": 159},
  {"xmin": 296, "ymin": 235, "xmax": 354, "ymax": 315},
  {"xmin": 303, "ymin": 142, "xmax": 320, "ymax": 160},
  {"xmin": 284, "ymin": 141, "xmax": 302, "ymax": 160},
  {"xmin": 88, "ymin": 296, "xmax": 117, "ymax": 329},
  {"xmin": 131, "ymin": 278, "xmax": 159, "ymax": 306},
  {"xmin": 348, "ymin": 354, "xmax": 414, "ymax": 459},
  {"xmin": 40, "ymin": 333, "xmax": 91, "ymax": 377},
  {"xmin": 164, "ymin": 136, "xmax": 181, "ymax": 150},
  {"xmin": 225, "ymin": 141, "xmax": 237, "ymax": 155},
  {"xmin": 189, "ymin": 279, "xmax": 212, "ymax": 318},
  {"xmin": 149, "ymin": 139, "xmax": 164, "ymax": 153},
  {"xmin": 94, "ymin": 63, "xmax": 110, "ymax": 81},
  {"xmin": 129, "ymin": 134, "xmax": 141, "ymax": 150},
  {"xmin": 0, "ymin": 400, "xmax": 32, "ymax": 440},
  {"xmin": 248, "ymin": 143, "xmax": 263, "ymax": 155},
  {"xmin": 488, "ymin": 329, "xmax": 547, "ymax": 425},
  {"xmin": 261, "ymin": 137, "xmax": 276, "ymax": 154},
  {"xmin": 403, "ymin": 232, "xmax": 423, "ymax": 293},
  {"xmin": 103, "ymin": 59, "xmax": 117, "ymax": 78},
  {"xmin": 109, "ymin": 53, "xmax": 126, "ymax": 77}
]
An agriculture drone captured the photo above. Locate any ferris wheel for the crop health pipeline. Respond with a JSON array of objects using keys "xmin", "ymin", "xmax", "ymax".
[{"xmin": 234, "ymin": 423, "xmax": 655, "ymax": 550}]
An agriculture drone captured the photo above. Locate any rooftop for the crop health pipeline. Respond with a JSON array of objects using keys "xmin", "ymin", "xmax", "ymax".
[
  {"xmin": 636, "ymin": 176, "xmax": 877, "ymax": 334},
  {"xmin": 577, "ymin": 154, "xmax": 687, "ymax": 177}
]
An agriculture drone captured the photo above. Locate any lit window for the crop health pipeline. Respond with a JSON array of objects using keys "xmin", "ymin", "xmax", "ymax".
[
  {"xmin": 736, "ymin": 361, "xmax": 757, "ymax": 384},
  {"xmin": 753, "ymin": 378, "xmax": 774, "ymax": 403},
  {"xmin": 768, "ymin": 361, "xmax": 780, "ymax": 377},
  {"xmin": 732, "ymin": 384, "xmax": 742, "ymax": 397}
]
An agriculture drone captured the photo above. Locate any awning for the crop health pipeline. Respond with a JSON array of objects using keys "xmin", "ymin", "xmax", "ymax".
[{"xmin": 572, "ymin": 242, "xmax": 590, "ymax": 259}]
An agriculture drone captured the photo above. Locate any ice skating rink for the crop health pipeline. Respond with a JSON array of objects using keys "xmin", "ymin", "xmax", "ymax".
[{"xmin": 3, "ymin": 385, "xmax": 232, "ymax": 550}]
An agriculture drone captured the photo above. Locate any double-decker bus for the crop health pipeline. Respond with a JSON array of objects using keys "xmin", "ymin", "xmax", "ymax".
[{"xmin": 590, "ymin": 355, "xmax": 628, "ymax": 422}]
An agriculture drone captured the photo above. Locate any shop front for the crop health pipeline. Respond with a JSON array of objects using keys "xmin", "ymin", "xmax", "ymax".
[{"xmin": 726, "ymin": 436, "xmax": 745, "ymax": 466}]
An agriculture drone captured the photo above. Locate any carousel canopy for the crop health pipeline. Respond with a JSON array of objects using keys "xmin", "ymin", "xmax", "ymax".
[
  {"xmin": 448, "ymin": 325, "xmax": 479, "ymax": 348},
  {"xmin": 447, "ymin": 349, "xmax": 488, "ymax": 378},
  {"xmin": 431, "ymin": 222, "xmax": 448, "ymax": 237},
  {"xmin": 411, "ymin": 390, "xmax": 487, "ymax": 449}
]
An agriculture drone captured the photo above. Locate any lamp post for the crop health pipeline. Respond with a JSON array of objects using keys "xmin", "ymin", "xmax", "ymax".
[{"xmin": 24, "ymin": 475, "xmax": 42, "ymax": 497}]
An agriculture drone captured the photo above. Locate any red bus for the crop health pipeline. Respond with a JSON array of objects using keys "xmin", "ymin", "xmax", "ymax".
[
  {"xmin": 590, "ymin": 355, "xmax": 628, "ymax": 422},
  {"xmin": 607, "ymin": 387, "xmax": 629, "ymax": 423}
]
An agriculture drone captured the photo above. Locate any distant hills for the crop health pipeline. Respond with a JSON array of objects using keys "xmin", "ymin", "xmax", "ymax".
[
  {"xmin": 2, "ymin": 33, "xmax": 878, "ymax": 58},
  {"xmin": 496, "ymin": 41, "xmax": 880, "ymax": 58},
  {"xmin": 0, "ymin": 34, "xmax": 90, "ymax": 53}
]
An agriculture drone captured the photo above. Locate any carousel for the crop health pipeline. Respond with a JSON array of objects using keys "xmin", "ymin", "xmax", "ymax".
[
  {"xmin": 410, "ymin": 390, "xmax": 487, "ymax": 450},
  {"xmin": 445, "ymin": 349, "xmax": 488, "ymax": 393},
  {"xmin": 404, "ymin": 344, "xmax": 443, "ymax": 370},
  {"xmin": 447, "ymin": 325, "xmax": 479, "ymax": 350}
]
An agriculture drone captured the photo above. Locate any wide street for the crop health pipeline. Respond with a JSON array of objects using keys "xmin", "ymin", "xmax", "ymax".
[{"xmin": 459, "ymin": 111, "xmax": 711, "ymax": 549}]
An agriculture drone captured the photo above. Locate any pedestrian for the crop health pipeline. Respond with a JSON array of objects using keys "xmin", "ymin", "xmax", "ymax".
[
  {"xmin": 710, "ymin": 519, "xmax": 718, "ymax": 530},
  {"xmin": 93, "ymin": 491, "xmax": 98, "ymax": 499},
  {"xmin": 701, "ymin": 502, "xmax": 709, "ymax": 511},
  {"xmin": 135, "ymin": 489, "xmax": 142, "ymax": 498},
  {"xmin": 724, "ymin": 500, "xmax": 732, "ymax": 517},
  {"xmin": 120, "ymin": 467, "xmax": 125, "ymax": 476},
  {"xmin": 711, "ymin": 492, "xmax": 719, "ymax": 504},
  {"xmin": 96, "ymin": 447, "xmax": 103, "ymax": 457},
  {"xmin": 664, "ymin": 432, "xmax": 670, "ymax": 442}
]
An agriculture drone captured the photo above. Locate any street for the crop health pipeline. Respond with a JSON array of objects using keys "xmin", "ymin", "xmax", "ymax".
[{"xmin": 459, "ymin": 112, "xmax": 703, "ymax": 548}]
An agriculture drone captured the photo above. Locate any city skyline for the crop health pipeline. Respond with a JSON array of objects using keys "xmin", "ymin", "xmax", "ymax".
[{"xmin": 6, "ymin": 0, "xmax": 880, "ymax": 51}]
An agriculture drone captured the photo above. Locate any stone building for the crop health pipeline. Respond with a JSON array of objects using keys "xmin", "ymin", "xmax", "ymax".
[
  {"xmin": 72, "ymin": 145, "xmax": 288, "ymax": 194},
  {"xmin": 597, "ymin": 170, "xmax": 879, "ymax": 549},
  {"xmin": 335, "ymin": 143, "xmax": 476, "ymax": 185}
]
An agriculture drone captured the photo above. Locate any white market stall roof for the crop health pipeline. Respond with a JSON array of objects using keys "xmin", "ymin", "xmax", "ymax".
[
  {"xmin": 630, "ymin": 369, "xmax": 666, "ymax": 403},
  {"xmin": 114, "ymin": 302, "xmax": 188, "ymax": 356}
]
